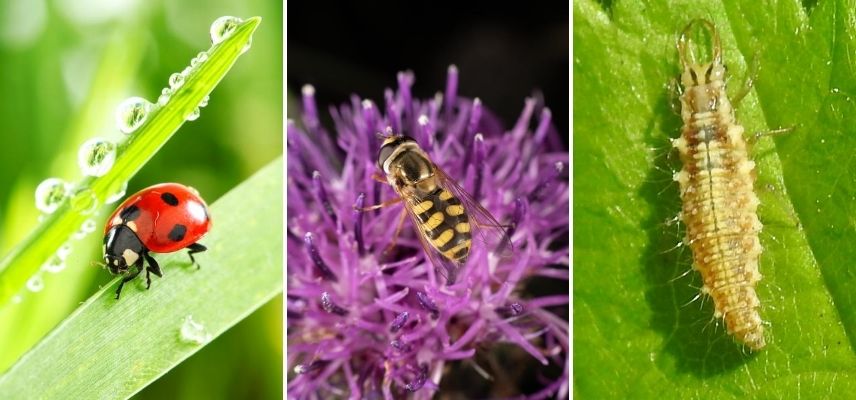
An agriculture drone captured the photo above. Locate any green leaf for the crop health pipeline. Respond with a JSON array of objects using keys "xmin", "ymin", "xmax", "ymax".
[
  {"xmin": 574, "ymin": 0, "xmax": 856, "ymax": 397},
  {"xmin": 0, "ymin": 157, "xmax": 282, "ymax": 399},
  {"xmin": 0, "ymin": 16, "xmax": 262, "ymax": 307}
]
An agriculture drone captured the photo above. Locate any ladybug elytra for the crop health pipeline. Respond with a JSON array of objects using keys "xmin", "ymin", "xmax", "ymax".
[{"xmin": 103, "ymin": 183, "xmax": 212, "ymax": 299}]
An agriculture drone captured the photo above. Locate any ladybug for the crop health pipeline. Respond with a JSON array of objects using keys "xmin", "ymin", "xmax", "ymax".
[{"xmin": 103, "ymin": 183, "xmax": 212, "ymax": 299}]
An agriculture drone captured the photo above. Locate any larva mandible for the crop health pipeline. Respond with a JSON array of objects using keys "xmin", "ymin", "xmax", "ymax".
[{"xmin": 671, "ymin": 19, "xmax": 766, "ymax": 351}]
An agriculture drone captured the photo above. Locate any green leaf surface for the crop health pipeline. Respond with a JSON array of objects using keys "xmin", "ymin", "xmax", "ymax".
[
  {"xmin": 574, "ymin": 0, "xmax": 856, "ymax": 398},
  {"xmin": 0, "ymin": 17, "xmax": 262, "ymax": 307},
  {"xmin": 0, "ymin": 157, "xmax": 282, "ymax": 400}
]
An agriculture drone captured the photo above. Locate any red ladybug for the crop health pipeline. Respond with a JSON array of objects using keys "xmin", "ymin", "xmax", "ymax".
[{"xmin": 103, "ymin": 183, "xmax": 212, "ymax": 299}]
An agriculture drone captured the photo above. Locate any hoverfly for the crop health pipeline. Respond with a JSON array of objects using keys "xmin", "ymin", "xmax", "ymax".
[{"xmin": 360, "ymin": 134, "xmax": 512, "ymax": 284}]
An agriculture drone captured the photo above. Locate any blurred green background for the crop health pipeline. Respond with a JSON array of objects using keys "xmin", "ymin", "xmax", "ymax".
[{"xmin": 0, "ymin": 0, "xmax": 282, "ymax": 398}]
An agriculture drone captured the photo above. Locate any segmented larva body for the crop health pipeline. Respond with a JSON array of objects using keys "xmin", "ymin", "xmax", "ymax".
[{"xmin": 672, "ymin": 19, "xmax": 765, "ymax": 351}]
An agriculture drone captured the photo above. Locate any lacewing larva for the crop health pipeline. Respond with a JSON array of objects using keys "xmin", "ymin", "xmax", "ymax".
[{"xmin": 672, "ymin": 19, "xmax": 766, "ymax": 351}]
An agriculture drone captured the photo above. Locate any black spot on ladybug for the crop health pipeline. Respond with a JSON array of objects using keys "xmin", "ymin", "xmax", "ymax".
[
  {"xmin": 120, "ymin": 205, "xmax": 140, "ymax": 221},
  {"xmin": 168, "ymin": 224, "xmax": 187, "ymax": 242},
  {"xmin": 161, "ymin": 192, "xmax": 179, "ymax": 206}
]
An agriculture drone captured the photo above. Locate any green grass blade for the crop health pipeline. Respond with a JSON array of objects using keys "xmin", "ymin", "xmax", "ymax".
[
  {"xmin": 575, "ymin": 0, "xmax": 856, "ymax": 397},
  {"xmin": 0, "ymin": 17, "xmax": 262, "ymax": 307},
  {"xmin": 0, "ymin": 157, "xmax": 282, "ymax": 399}
]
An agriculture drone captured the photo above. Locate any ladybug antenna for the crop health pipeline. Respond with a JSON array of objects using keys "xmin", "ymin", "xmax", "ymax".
[{"xmin": 90, "ymin": 260, "xmax": 106, "ymax": 269}]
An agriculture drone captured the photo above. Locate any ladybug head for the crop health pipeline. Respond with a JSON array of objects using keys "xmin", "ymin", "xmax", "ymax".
[{"xmin": 103, "ymin": 225, "xmax": 145, "ymax": 275}]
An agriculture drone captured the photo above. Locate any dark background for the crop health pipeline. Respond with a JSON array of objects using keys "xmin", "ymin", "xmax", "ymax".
[{"xmin": 287, "ymin": 0, "xmax": 569, "ymax": 143}]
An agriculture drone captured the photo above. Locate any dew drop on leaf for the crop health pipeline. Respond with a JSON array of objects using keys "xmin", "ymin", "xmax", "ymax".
[
  {"xmin": 240, "ymin": 35, "xmax": 253, "ymax": 54},
  {"xmin": 115, "ymin": 96, "xmax": 153, "ymax": 134},
  {"xmin": 72, "ymin": 218, "xmax": 97, "ymax": 240},
  {"xmin": 210, "ymin": 16, "xmax": 243, "ymax": 45},
  {"xmin": 70, "ymin": 187, "xmax": 99, "ymax": 215},
  {"xmin": 12, "ymin": 295, "xmax": 22, "ymax": 304},
  {"xmin": 26, "ymin": 275, "xmax": 45, "ymax": 292},
  {"xmin": 105, "ymin": 181, "xmax": 128, "ymax": 204},
  {"xmin": 168, "ymin": 72, "xmax": 184, "ymax": 90},
  {"xmin": 186, "ymin": 107, "xmax": 201, "ymax": 121},
  {"xmin": 35, "ymin": 178, "xmax": 71, "ymax": 214},
  {"xmin": 57, "ymin": 242, "xmax": 72, "ymax": 260},
  {"xmin": 42, "ymin": 255, "xmax": 66, "ymax": 273},
  {"xmin": 190, "ymin": 51, "xmax": 208, "ymax": 68},
  {"xmin": 179, "ymin": 315, "xmax": 212, "ymax": 344},
  {"xmin": 199, "ymin": 95, "xmax": 210, "ymax": 108},
  {"xmin": 77, "ymin": 137, "xmax": 116, "ymax": 177}
]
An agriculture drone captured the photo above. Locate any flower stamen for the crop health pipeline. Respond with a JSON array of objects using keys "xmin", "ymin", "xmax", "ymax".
[
  {"xmin": 320, "ymin": 292, "xmax": 349, "ymax": 316},
  {"xmin": 304, "ymin": 233, "xmax": 338, "ymax": 282}
]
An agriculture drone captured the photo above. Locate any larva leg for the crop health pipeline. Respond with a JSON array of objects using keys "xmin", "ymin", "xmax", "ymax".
[
  {"xmin": 732, "ymin": 49, "xmax": 761, "ymax": 105},
  {"xmin": 667, "ymin": 77, "xmax": 683, "ymax": 115},
  {"xmin": 750, "ymin": 126, "xmax": 794, "ymax": 144}
]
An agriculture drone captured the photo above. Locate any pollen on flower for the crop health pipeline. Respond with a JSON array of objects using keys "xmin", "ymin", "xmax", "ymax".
[{"xmin": 287, "ymin": 66, "xmax": 568, "ymax": 399}]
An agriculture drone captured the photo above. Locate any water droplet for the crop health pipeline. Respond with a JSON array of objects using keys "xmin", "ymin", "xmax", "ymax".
[
  {"xmin": 105, "ymin": 181, "xmax": 128, "ymax": 204},
  {"xmin": 210, "ymin": 16, "xmax": 243, "ymax": 45},
  {"xmin": 186, "ymin": 107, "xmax": 201, "ymax": 121},
  {"xmin": 77, "ymin": 138, "xmax": 116, "ymax": 177},
  {"xmin": 42, "ymin": 255, "xmax": 66, "ymax": 273},
  {"xmin": 179, "ymin": 315, "xmax": 212, "ymax": 344},
  {"xmin": 26, "ymin": 275, "xmax": 45, "ymax": 292},
  {"xmin": 35, "ymin": 178, "xmax": 71, "ymax": 214},
  {"xmin": 57, "ymin": 243, "xmax": 72, "ymax": 260},
  {"xmin": 70, "ymin": 187, "xmax": 98, "ymax": 215},
  {"xmin": 190, "ymin": 52, "xmax": 208, "ymax": 68},
  {"xmin": 12, "ymin": 295, "xmax": 22, "ymax": 304},
  {"xmin": 116, "ymin": 97, "xmax": 153, "ymax": 134},
  {"xmin": 72, "ymin": 218, "xmax": 97, "ymax": 240},
  {"xmin": 241, "ymin": 36, "xmax": 253, "ymax": 54},
  {"xmin": 157, "ymin": 87, "xmax": 173, "ymax": 106},
  {"xmin": 199, "ymin": 95, "xmax": 210, "ymax": 108},
  {"xmin": 168, "ymin": 73, "xmax": 184, "ymax": 89}
]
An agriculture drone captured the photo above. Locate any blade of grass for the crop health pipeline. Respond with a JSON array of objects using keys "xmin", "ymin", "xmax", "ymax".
[
  {"xmin": 0, "ymin": 16, "xmax": 262, "ymax": 307},
  {"xmin": 0, "ymin": 157, "xmax": 282, "ymax": 399},
  {"xmin": 0, "ymin": 24, "xmax": 150, "ymax": 373}
]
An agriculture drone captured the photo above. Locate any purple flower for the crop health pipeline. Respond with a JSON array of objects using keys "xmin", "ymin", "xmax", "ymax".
[{"xmin": 287, "ymin": 66, "xmax": 569, "ymax": 399}]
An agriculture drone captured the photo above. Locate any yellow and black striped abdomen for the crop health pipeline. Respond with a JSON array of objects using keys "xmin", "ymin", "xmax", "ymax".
[{"xmin": 411, "ymin": 188, "xmax": 472, "ymax": 263}]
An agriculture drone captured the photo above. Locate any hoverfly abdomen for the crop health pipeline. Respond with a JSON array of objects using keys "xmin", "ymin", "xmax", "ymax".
[{"xmin": 411, "ymin": 188, "xmax": 473, "ymax": 263}]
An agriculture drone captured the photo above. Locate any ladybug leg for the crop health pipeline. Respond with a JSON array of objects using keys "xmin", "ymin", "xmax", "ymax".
[
  {"xmin": 186, "ymin": 243, "xmax": 207, "ymax": 269},
  {"xmin": 143, "ymin": 252, "xmax": 163, "ymax": 290},
  {"xmin": 115, "ymin": 264, "xmax": 143, "ymax": 299}
]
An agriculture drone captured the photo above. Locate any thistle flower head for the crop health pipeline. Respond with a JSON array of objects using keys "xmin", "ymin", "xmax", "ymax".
[{"xmin": 287, "ymin": 66, "xmax": 569, "ymax": 399}]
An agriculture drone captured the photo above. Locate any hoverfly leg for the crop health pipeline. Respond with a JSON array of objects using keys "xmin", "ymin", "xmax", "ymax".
[
  {"xmin": 383, "ymin": 208, "xmax": 409, "ymax": 255},
  {"xmin": 371, "ymin": 173, "xmax": 387, "ymax": 184},
  {"xmin": 355, "ymin": 196, "xmax": 403, "ymax": 212}
]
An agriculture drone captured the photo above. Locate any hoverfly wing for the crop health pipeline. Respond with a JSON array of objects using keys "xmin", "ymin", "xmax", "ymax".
[
  {"xmin": 433, "ymin": 166, "xmax": 514, "ymax": 260},
  {"xmin": 398, "ymin": 191, "xmax": 463, "ymax": 285}
]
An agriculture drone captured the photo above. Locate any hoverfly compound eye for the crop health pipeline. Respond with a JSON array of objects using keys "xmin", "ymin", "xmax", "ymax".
[
  {"xmin": 377, "ymin": 145, "xmax": 396, "ymax": 171},
  {"xmin": 377, "ymin": 135, "xmax": 417, "ymax": 171}
]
